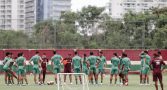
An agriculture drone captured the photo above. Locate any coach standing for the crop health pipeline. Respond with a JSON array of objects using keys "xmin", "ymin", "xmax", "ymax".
[
  {"xmin": 62, "ymin": 54, "xmax": 73, "ymax": 84},
  {"xmin": 150, "ymin": 53, "xmax": 166, "ymax": 90}
]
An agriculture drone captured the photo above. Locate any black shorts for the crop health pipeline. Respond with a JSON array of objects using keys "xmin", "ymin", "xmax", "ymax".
[{"xmin": 153, "ymin": 72, "xmax": 162, "ymax": 82}]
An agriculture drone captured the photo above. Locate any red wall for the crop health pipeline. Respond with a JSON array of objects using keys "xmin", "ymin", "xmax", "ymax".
[
  {"xmin": 101, "ymin": 49, "xmax": 123, "ymax": 60},
  {"xmin": 0, "ymin": 50, "xmax": 4, "ymax": 60},
  {"xmin": 124, "ymin": 50, "xmax": 143, "ymax": 61},
  {"xmin": 0, "ymin": 49, "xmax": 167, "ymax": 61},
  {"xmin": 77, "ymin": 49, "xmax": 99, "ymax": 57}
]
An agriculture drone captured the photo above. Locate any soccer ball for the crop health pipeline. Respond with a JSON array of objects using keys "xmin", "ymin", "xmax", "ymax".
[
  {"xmin": 38, "ymin": 82, "xmax": 42, "ymax": 85},
  {"xmin": 47, "ymin": 81, "xmax": 54, "ymax": 85},
  {"xmin": 125, "ymin": 82, "xmax": 128, "ymax": 86}
]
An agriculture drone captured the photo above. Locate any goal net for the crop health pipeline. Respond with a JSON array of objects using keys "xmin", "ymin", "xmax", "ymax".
[{"xmin": 57, "ymin": 73, "xmax": 89, "ymax": 90}]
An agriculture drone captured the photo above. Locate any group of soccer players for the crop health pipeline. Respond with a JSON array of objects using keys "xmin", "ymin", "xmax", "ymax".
[
  {"xmin": 139, "ymin": 51, "xmax": 166, "ymax": 90},
  {"xmin": 2, "ymin": 50, "xmax": 166, "ymax": 90}
]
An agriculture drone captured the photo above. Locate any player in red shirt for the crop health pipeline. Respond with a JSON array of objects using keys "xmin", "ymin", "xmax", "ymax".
[
  {"xmin": 62, "ymin": 54, "xmax": 73, "ymax": 84},
  {"xmin": 41, "ymin": 53, "xmax": 48, "ymax": 84},
  {"xmin": 150, "ymin": 53, "xmax": 166, "ymax": 90}
]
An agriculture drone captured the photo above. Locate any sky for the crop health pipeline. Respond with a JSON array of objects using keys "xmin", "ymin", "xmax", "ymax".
[{"xmin": 71, "ymin": 0, "xmax": 109, "ymax": 12}]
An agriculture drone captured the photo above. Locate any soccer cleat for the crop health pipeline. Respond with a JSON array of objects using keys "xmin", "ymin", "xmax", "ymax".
[
  {"xmin": 22, "ymin": 84, "xmax": 26, "ymax": 86},
  {"xmin": 8, "ymin": 84, "xmax": 12, "ymax": 86},
  {"xmin": 145, "ymin": 83, "xmax": 150, "ymax": 86},
  {"xmin": 38, "ymin": 82, "xmax": 42, "ymax": 85},
  {"xmin": 70, "ymin": 82, "xmax": 73, "ymax": 85}
]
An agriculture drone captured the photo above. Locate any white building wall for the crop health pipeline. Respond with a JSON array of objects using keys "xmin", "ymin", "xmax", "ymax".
[
  {"xmin": 47, "ymin": 0, "xmax": 71, "ymax": 20},
  {"xmin": 106, "ymin": 0, "xmax": 167, "ymax": 19},
  {"xmin": 0, "ymin": 0, "xmax": 25, "ymax": 31},
  {"xmin": 25, "ymin": 0, "xmax": 37, "ymax": 32},
  {"xmin": 12, "ymin": 0, "xmax": 18, "ymax": 30}
]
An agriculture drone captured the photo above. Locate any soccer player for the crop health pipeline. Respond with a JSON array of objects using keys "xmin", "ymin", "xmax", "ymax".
[
  {"xmin": 118, "ymin": 56, "xmax": 123, "ymax": 85},
  {"xmin": 3, "ymin": 52, "xmax": 11, "ymax": 85},
  {"xmin": 62, "ymin": 54, "xmax": 72, "ymax": 84},
  {"xmin": 82, "ymin": 54, "xmax": 89, "ymax": 75},
  {"xmin": 3, "ymin": 52, "xmax": 18, "ymax": 85},
  {"xmin": 143, "ymin": 50, "xmax": 151, "ymax": 85},
  {"xmin": 51, "ymin": 51, "xmax": 63, "ymax": 84},
  {"xmin": 87, "ymin": 52, "xmax": 100, "ymax": 84},
  {"xmin": 140, "ymin": 52, "xmax": 145, "ymax": 85},
  {"xmin": 150, "ymin": 53, "xmax": 166, "ymax": 90},
  {"xmin": 121, "ymin": 53, "xmax": 131, "ymax": 86},
  {"xmin": 41, "ymin": 53, "xmax": 48, "ymax": 84},
  {"xmin": 29, "ymin": 51, "xmax": 42, "ymax": 84},
  {"xmin": 110, "ymin": 53, "xmax": 120, "ymax": 85},
  {"xmin": 16, "ymin": 53, "xmax": 28, "ymax": 85},
  {"xmin": 10, "ymin": 53, "xmax": 15, "ymax": 85},
  {"xmin": 97, "ymin": 51, "xmax": 106, "ymax": 85},
  {"xmin": 72, "ymin": 51, "xmax": 82, "ymax": 84}
]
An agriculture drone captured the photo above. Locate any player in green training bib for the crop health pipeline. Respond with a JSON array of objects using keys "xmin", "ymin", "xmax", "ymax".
[
  {"xmin": 142, "ymin": 51, "xmax": 151, "ymax": 85},
  {"xmin": 87, "ymin": 52, "xmax": 100, "ymax": 84},
  {"xmin": 29, "ymin": 51, "xmax": 42, "ymax": 84},
  {"xmin": 139, "ymin": 52, "xmax": 145, "ymax": 85},
  {"xmin": 16, "ymin": 53, "xmax": 28, "ymax": 85},
  {"xmin": 51, "ymin": 51, "xmax": 63, "ymax": 84},
  {"xmin": 82, "ymin": 54, "xmax": 89, "ymax": 75},
  {"xmin": 72, "ymin": 51, "xmax": 82, "ymax": 84},
  {"xmin": 110, "ymin": 53, "xmax": 120, "ymax": 84},
  {"xmin": 121, "ymin": 53, "xmax": 131, "ymax": 86},
  {"xmin": 3, "ymin": 52, "xmax": 18, "ymax": 85},
  {"xmin": 97, "ymin": 51, "xmax": 106, "ymax": 84},
  {"xmin": 3, "ymin": 52, "xmax": 12, "ymax": 85}
]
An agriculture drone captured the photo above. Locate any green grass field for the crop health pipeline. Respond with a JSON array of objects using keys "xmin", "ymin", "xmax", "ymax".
[{"xmin": 0, "ymin": 74, "xmax": 167, "ymax": 90}]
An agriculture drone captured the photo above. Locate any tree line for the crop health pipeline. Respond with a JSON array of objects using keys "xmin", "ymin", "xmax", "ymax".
[{"xmin": 1, "ymin": 6, "xmax": 167, "ymax": 49}]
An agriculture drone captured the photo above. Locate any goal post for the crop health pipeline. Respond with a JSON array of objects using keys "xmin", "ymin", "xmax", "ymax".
[{"xmin": 57, "ymin": 73, "xmax": 89, "ymax": 90}]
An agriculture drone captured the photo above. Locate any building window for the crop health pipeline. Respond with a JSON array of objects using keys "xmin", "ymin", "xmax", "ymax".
[
  {"xmin": 6, "ymin": 0, "xmax": 11, "ymax": 3},
  {"xmin": 6, "ymin": 15, "xmax": 11, "ymax": 18},
  {"xmin": 19, "ymin": 15, "xmax": 24, "ymax": 18},
  {"xmin": 19, "ymin": 10, "xmax": 24, "ymax": 13},
  {"xmin": 19, "ymin": 25, "xmax": 24, "ymax": 28},
  {"xmin": 6, "ymin": 10, "xmax": 11, "ymax": 13},
  {"xmin": 160, "ymin": 0, "xmax": 167, "ymax": 2},
  {"xmin": 20, "ymin": 0, "xmax": 24, "ymax": 4},
  {"xmin": 7, "ymin": 5, "xmax": 11, "ymax": 8}
]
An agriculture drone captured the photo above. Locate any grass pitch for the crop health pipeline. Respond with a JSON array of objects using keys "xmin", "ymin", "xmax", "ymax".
[{"xmin": 0, "ymin": 74, "xmax": 167, "ymax": 90}]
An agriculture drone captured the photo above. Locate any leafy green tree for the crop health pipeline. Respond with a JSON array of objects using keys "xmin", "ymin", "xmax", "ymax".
[{"xmin": 0, "ymin": 30, "xmax": 28, "ymax": 49}]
